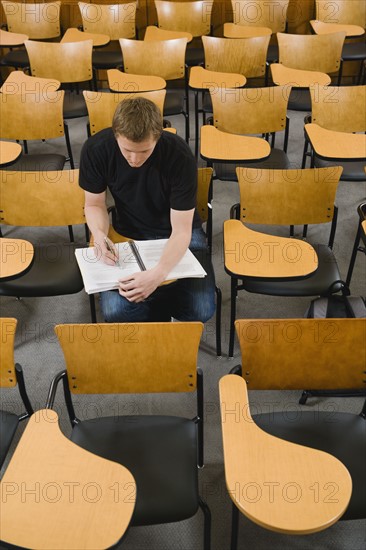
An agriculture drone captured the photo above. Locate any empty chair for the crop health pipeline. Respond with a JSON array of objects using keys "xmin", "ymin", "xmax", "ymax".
[
  {"xmin": 24, "ymin": 38, "xmax": 95, "ymax": 120},
  {"xmin": 46, "ymin": 321, "xmax": 211, "ymax": 549},
  {"xmin": 154, "ymin": 0, "xmax": 214, "ymax": 65},
  {"xmin": 0, "ymin": 169, "xmax": 96, "ymax": 321},
  {"xmin": 229, "ymin": 0, "xmax": 290, "ymax": 62},
  {"xmin": 119, "ymin": 36, "xmax": 190, "ymax": 141},
  {"xmin": 302, "ymin": 85, "xmax": 366, "ymax": 182},
  {"xmin": 0, "ymin": 1, "xmax": 61, "ymax": 69},
  {"xmin": 0, "ymin": 86, "xmax": 73, "ymax": 169},
  {"xmin": 225, "ymin": 166, "xmax": 344, "ymax": 356},
  {"xmin": 220, "ymin": 318, "xmax": 365, "ymax": 548},
  {"xmin": 311, "ymin": 0, "xmax": 366, "ymax": 82},
  {"xmin": 78, "ymin": 1, "xmax": 137, "ymax": 87},
  {"xmin": 205, "ymin": 84, "xmax": 291, "ymax": 181},
  {"xmin": 0, "ymin": 317, "xmax": 33, "ymax": 469},
  {"xmin": 271, "ymin": 31, "xmax": 346, "ymax": 110}
]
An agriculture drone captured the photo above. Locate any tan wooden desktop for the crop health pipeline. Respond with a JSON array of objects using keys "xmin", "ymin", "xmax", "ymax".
[
  {"xmin": 224, "ymin": 220, "xmax": 319, "ymax": 279},
  {"xmin": 0, "ymin": 238, "xmax": 34, "ymax": 279},
  {"xmin": 200, "ymin": 125, "xmax": 271, "ymax": 164},
  {"xmin": 0, "ymin": 28, "xmax": 29, "ymax": 47},
  {"xmin": 305, "ymin": 123, "xmax": 366, "ymax": 161},
  {"xmin": 0, "ymin": 142, "xmax": 22, "ymax": 167},
  {"xmin": 310, "ymin": 20, "xmax": 365, "ymax": 38},
  {"xmin": 220, "ymin": 374, "xmax": 353, "ymax": 534},
  {"xmin": 61, "ymin": 27, "xmax": 110, "ymax": 47},
  {"xmin": 0, "ymin": 409, "xmax": 136, "ymax": 549}
]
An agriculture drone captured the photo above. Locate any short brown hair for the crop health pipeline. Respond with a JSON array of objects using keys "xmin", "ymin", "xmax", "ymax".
[{"xmin": 112, "ymin": 97, "xmax": 163, "ymax": 142}]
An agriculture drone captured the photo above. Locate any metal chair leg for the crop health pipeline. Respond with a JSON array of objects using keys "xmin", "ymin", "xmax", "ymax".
[{"xmin": 198, "ymin": 497, "xmax": 211, "ymax": 550}]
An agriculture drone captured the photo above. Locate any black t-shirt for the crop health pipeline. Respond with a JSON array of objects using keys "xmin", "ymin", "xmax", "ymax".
[{"xmin": 79, "ymin": 128, "xmax": 201, "ymax": 240}]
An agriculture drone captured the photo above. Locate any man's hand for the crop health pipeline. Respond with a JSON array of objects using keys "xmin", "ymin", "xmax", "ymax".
[
  {"xmin": 118, "ymin": 269, "xmax": 164, "ymax": 302},
  {"xmin": 94, "ymin": 235, "xmax": 119, "ymax": 266}
]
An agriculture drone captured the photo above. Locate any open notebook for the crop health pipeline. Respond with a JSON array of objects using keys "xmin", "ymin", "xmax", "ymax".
[{"xmin": 75, "ymin": 239, "xmax": 207, "ymax": 294}]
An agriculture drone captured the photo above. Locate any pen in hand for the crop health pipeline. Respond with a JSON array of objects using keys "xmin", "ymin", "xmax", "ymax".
[{"xmin": 103, "ymin": 237, "xmax": 119, "ymax": 266}]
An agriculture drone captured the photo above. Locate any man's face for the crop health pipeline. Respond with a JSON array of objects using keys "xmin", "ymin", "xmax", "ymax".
[{"xmin": 116, "ymin": 134, "xmax": 158, "ymax": 168}]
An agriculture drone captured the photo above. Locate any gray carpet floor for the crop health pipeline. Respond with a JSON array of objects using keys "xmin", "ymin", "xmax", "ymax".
[{"xmin": 1, "ymin": 88, "xmax": 365, "ymax": 550}]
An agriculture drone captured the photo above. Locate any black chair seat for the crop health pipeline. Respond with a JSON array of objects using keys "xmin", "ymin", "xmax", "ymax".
[
  {"xmin": 288, "ymin": 88, "xmax": 311, "ymax": 111},
  {"xmin": 0, "ymin": 243, "xmax": 84, "ymax": 297},
  {"xmin": 214, "ymin": 148, "xmax": 291, "ymax": 181},
  {"xmin": 92, "ymin": 50, "xmax": 123, "ymax": 69},
  {"xmin": 314, "ymin": 157, "xmax": 366, "ymax": 182},
  {"xmin": 0, "ymin": 411, "xmax": 19, "ymax": 468},
  {"xmin": 163, "ymin": 91, "xmax": 185, "ymax": 116},
  {"xmin": 267, "ymin": 43, "xmax": 279, "ymax": 63},
  {"xmin": 2, "ymin": 153, "xmax": 66, "ymax": 172},
  {"xmin": 254, "ymin": 411, "xmax": 366, "ymax": 520},
  {"xmin": 71, "ymin": 415, "xmax": 199, "ymax": 526},
  {"xmin": 186, "ymin": 47, "xmax": 204, "ymax": 66},
  {"xmin": 63, "ymin": 91, "xmax": 89, "ymax": 119},
  {"xmin": 240, "ymin": 244, "xmax": 342, "ymax": 296},
  {"xmin": 0, "ymin": 49, "xmax": 29, "ymax": 68},
  {"xmin": 342, "ymin": 42, "xmax": 366, "ymax": 61}
]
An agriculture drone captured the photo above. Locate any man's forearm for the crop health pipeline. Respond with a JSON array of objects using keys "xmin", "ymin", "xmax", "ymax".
[
  {"xmin": 85, "ymin": 205, "xmax": 110, "ymax": 240},
  {"xmin": 152, "ymin": 230, "xmax": 192, "ymax": 281}
]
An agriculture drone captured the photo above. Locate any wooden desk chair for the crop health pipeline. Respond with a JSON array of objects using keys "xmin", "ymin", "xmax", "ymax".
[
  {"xmin": 0, "ymin": 408, "xmax": 135, "ymax": 549},
  {"xmin": 203, "ymin": 84, "xmax": 290, "ymax": 182},
  {"xmin": 225, "ymin": 166, "xmax": 343, "ymax": 356},
  {"xmin": 25, "ymin": 38, "xmax": 95, "ymax": 121},
  {"xmin": 78, "ymin": 1, "xmax": 137, "ymax": 86},
  {"xmin": 198, "ymin": 34, "xmax": 270, "ymax": 136},
  {"xmin": 0, "ymin": 87, "xmax": 74, "ymax": 169},
  {"xmin": 119, "ymin": 36, "xmax": 190, "ymax": 141},
  {"xmin": 107, "ymin": 68, "xmax": 166, "ymax": 92},
  {"xmin": 346, "ymin": 202, "xmax": 366, "ymax": 288},
  {"xmin": 0, "ymin": 169, "xmax": 96, "ymax": 322},
  {"xmin": 83, "ymin": 89, "xmax": 166, "ymax": 136},
  {"xmin": 202, "ymin": 34, "xmax": 270, "ymax": 83},
  {"xmin": 0, "ymin": 317, "xmax": 33, "ymax": 469},
  {"xmin": 0, "ymin": 1, "xmax": 61, "ymax": 70},
  {"xmin": 312, "ymin": 0, "xmax": 366, "ymax": 83},
  {"xmin": 188, "ymin": 65, "xmax": 246, "ymax": 157},
  {"xmin": 302, "ymin": 85, "xmax": 366, "ymax": 182},
  {"xmin": 220, "ymin": 318, "xmax": 365, "ymax": 548},
  {"xmin": 46, "ymin": 321, "xmax": 211, "ymax": 549},
  {"xmin": 153, "ymin": 0, "xmax": 214, "ymax": 66},
  {"xmin": 271, "ymin": 31, "xmax": 346, "ymax": 111},
  {"xmin": 229, "ymin": 0, "xmax": 290, "ymax": 63}
]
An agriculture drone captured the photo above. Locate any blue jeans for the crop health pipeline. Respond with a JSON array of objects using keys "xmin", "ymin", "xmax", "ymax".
[{"xmin": 100, "ymin": 228, "xmax": 216, "ymax": 323}]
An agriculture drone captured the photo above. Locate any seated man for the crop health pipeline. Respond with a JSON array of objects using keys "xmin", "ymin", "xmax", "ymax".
[{"xmin": 79, "ymin": 97, "xmax": 216, "ymax": 322}]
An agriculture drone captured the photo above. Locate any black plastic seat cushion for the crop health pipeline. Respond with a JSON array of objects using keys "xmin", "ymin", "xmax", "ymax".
[
  {"xmin": 0, "ymin": 49, "xmax": 29, "ymax": 68},
  {"xmin": 240, "ymin": 244, "xmax": 342, "ymax": 296},
  {"xmin": 92, "ymin": 50, "xmax": 123, "ymax": 69},
  {"xmin": 163, "ymin": 92, "xmax": 186, "ymax": 116},
  {"xmin": 267, "ymin": 43, "xmax": 279, "ymax": 63},
  {"xmin": 214, "ymin": 148, "xmax": 291, "ymax": 181},
  {"xmin": 71, "ymin": 415, "xmax": 199, "ymax": 526},
  {"xmin": 63, "ymin": 91, "xmax": 89, "ymax": 119},
  {"xmin": 254, "ymin": 411, "xmax": 366, "ymax": 520},
  {"xmin": 2, "ymin": 154, "xmax": 66, "ymax": 172},
  {"xmin": 186, "ymin": 47, "xmax": 204, "ymax": 66},
  {"xmin": 288, "ymin": 88, "xmax": 311, "ymax": 112},
  {"xmin": 0, "ymin": 411, "xmax": 19, "ymax": 468},
  {"xmin": 314, "ymin": 157, "xmax": 366, "ymax": 182},
  {"xmin": 0, "ymin": 243, "xmax": 84, "ymax": 297},
  {"xmin": 342, "ymin": 42, "xmax": 366, "ymax": 61}
]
